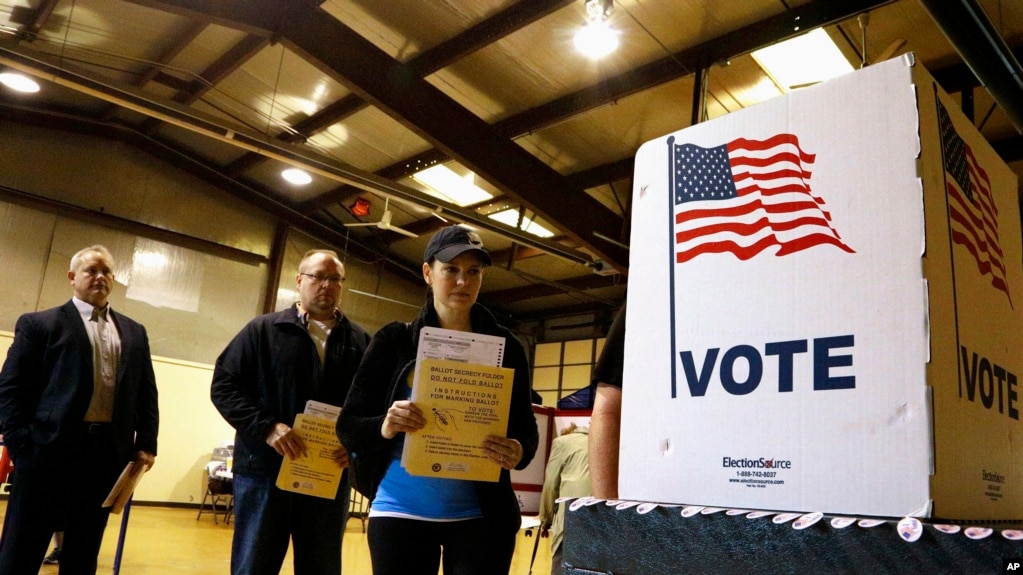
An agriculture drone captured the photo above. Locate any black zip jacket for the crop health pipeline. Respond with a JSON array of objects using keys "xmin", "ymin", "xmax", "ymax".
[
  {"xmin": 338, "ymin": 302, "xmax": 538, "ymax": 534},
  {"xmin": 212, "ymin": 304, "xmax": 371, "ymax": 490}
]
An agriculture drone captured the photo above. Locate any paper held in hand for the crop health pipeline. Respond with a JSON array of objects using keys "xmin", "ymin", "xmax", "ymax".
[
  {"xmin": 402, "ymin": 357, "xmax": 513, "ymax": 482},
  {"xmin": 102, "ymin": 461, "xmax": 146, "ymax": 515},
  {"xmin": 275, "ymin": 413, "xmax": 345, "ymax": 499}
]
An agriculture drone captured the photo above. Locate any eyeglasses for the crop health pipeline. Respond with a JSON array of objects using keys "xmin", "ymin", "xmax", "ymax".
[{"xmin": 300, "ymin": 273, "xmax": 345, "ymax": 286}]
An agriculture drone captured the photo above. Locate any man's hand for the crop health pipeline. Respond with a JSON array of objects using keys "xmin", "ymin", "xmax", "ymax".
[
  {"xmin": 266, "ymin": 422, "xmax": 307, "ymax": 460},
  {"xmin": 134, "ymin": 450, "xmax": 156, "ymax": 471}
]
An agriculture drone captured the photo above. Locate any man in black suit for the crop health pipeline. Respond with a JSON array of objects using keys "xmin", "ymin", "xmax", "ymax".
[{"xmin": 0, "ymin": 245, "xmax": 160, "ymax": 574}]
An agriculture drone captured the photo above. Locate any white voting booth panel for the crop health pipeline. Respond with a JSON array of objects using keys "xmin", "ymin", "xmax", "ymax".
[
  {"xmin": 620, "ymin": 54, "xmax": 1023, "ymax": 520},
  {"xmin": 512, "ymin": 405, "xmax": 554, "ymax": 515}
]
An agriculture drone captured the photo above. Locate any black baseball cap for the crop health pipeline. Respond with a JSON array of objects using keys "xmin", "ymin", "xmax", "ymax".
[{"xmin": 424, "ymin": 225, "xmax": 492, "ymax": 266}]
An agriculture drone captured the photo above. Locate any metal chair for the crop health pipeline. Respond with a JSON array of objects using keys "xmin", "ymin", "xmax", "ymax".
[
  {"xmin": 196, "ymin": 470, "xmax": 233, "ymax": 524},
  {"xmin": 348, "ymin": 487, "xmax": 367, "ymax": 532}
]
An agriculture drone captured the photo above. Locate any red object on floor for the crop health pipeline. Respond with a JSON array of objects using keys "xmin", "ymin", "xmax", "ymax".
[{"xmin": 0, "ymin": 445, "xmax": 12, "ymax": 484}]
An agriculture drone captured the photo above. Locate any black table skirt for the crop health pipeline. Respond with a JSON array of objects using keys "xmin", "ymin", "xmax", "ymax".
[{"xmin": 562, "ymin": 500, "xmax": 1022, "ymax": 574}]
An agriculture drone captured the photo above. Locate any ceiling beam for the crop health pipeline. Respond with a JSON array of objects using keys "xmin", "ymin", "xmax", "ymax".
[
  {"xmin": 918, "ymin": 0, "xmax": 1023, "ymax": 133},
  {"xmin": 0, "ymin": 182, "xmax": 267, "ymax": 266},
  {"xmin": 555, "ymin": 48, "xmax": 1023, "ymax": 193},
  {"xmin": 139, "ymin": 34, "xmax": 268, "ymax": 135},
  {"xmin": 513, "ymin": 301, "xmax": 622, "ymax": 323},
  {"xmin": 99, "ymin": 21, "xmax": 209, "ymax": 122},
  {"xmin": 931, "ymin": 45, "xmax": 1023, "ymax": 92},
  {"xmin": 567, "ymin": 158, "xmax": 635, "ymax": 192},
  {"xmin": 301, "ymin": 0, "xmax": 896, "ymax": 216},
  {"xmin": 9, "ymin": 0, "xmax": 59, "ymax": 40},
  {"xmin": 492, "ymin": 0, "xmax": 897, "ymax": 137},
  {"xmin": 215, "ymin": 0, "xmax": 575, "ymax": 202},
  {"xmin": 299, "ymin": 149, "xmax": 449, "ymax": 214},
  {"xmin": 0, "ymin": 100, "xmax": 425, "ymax": 280},
  {"xmin": 129, "ymin": 0, "xmax": 630, "ymax": 272},
  {"xmin": 138, "ymin": 21, "xmax": 209, "ymax": 88},
  {"xmin": 403, "ymin": 0, "xmax": 574, "ymax": 76},
  {"xmin": 482, "ymin": 274, "xmax": 624, "ymax": 306}
]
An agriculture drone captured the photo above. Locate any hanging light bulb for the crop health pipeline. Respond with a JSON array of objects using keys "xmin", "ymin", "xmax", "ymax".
[
  {"xmin": 574, "ymin": 0, "xmax": 619, "ymax": 59},
  {"xmin": 584, "ymin": 0, "xmax": 614, "ymax": 22}
]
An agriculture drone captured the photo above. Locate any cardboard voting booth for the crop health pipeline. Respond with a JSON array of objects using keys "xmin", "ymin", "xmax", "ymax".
[{"xmin": 621, "ymin": 54, "xmax": 1022, "ymax": 520}]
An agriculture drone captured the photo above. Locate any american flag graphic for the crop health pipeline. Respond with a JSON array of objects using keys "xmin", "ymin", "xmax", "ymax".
[
  {"xmin": 670, "ymin": 134, "xmax": 854, "ymax": 263},
  {"xmin": 937, "ymin": 100, "xmax": 1011, "ymax": 304}
]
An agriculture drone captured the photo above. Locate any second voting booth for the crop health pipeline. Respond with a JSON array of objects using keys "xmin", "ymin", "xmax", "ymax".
[{"xmin": 563, "ymin": 54, "xmax": 1023, "ymax": 573}]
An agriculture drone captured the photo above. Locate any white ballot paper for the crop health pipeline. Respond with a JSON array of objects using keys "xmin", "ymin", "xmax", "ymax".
[
  {"xmin": 414, "ymin": 326, "xmax": 505, "ymax": 367},
  {"xmin": 304, "ymin": 399, "xmax": 341, "ymax": 422}
]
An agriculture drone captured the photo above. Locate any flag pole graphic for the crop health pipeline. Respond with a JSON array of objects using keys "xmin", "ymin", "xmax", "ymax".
[
  {"xmin": 935, "ymin": 87, "xmax": 963, "ymax": 398},
  {"xmin": 667, "ymin": 136, "xmax": 678, "ymax": 398}
]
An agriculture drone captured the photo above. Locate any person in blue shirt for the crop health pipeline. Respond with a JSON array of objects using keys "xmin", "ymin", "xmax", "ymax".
[{"xmin": 338, "ymin": 225, "xmax": 539, "ymax": 575}]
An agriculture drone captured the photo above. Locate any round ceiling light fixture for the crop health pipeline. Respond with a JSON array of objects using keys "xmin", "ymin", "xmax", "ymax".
[
  {"xmin": 574, "ymin": 0, "xmax": 619, "ymax": 60},
  {"xmin": 281, "ymin": 167, "xmax": 312, "ymax": 185},
  {"xmin": 574, "ymin": 21, "xmax": 619, "ymax": 59},
  {"xmin": 0, "ymin": 72, "xmax": 40, "ymax": 93}
]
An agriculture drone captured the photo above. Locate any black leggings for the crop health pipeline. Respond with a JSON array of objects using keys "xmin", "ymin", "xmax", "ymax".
[{"xmin": 367, "ymin": 516, "xmax": 516, "ymax": 575}]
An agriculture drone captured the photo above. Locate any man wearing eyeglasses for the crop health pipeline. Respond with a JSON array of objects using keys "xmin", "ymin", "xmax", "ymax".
[{"xmin": 212, "ymin": 249, "xmax": 371, "ymax": 575}]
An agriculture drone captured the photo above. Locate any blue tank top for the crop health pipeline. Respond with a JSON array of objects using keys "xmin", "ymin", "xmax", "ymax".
[{"xmin": 369, "ymin": 369, "xmax": 483, "ymax": 520}]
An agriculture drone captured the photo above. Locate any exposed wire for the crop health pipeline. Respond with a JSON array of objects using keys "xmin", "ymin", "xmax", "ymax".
[
  {"xmin": 509, "ymin": 268, "xmax": 619, "ymax": 306},
  {"xmin": 614, "ymin": 1, "xmax": 690, "ymax": 75},
  {"xmin": 347, "ymin": 288, "xmax": 420, "ymax": 309},
  {"xmin": 607, "ymin": 180, "xmax": 625, "ymax": 215},
  {"xmin": 12, "ymin": 27, "xmax": 322, "ymax": 153},
  {"xmin": 700, "ymin": 67, "xmax": 710, "ymax": 122},
  {"xmin": 266, "ymin": 44, "xmax": 286, "ymax": 136},
  {"xmin": 835, "ymin": 23, "xmax": 865, "ymax": 67},
  {"xmin": 979, "ymin": 102, "xmax": 997, "ymax": 131},
  {"xmin": 58, "ymin": 0, "xmax": 77, "ymax": 71}
]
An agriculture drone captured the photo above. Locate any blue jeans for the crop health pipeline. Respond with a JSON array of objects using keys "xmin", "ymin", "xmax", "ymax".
[{"xmin": 230, "ymin": 472, "xmax": 350, "ymax": 575}]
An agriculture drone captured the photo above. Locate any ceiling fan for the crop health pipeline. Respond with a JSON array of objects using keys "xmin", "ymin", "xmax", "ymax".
[{"xmin": 343, "ymin": 197, "xmax": 419, "ymax": 238}]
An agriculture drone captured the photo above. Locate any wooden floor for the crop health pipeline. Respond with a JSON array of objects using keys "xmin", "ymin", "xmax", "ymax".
[{"xmin": 0, "ymin": 501, "xmax": 553, "ymax": 575}]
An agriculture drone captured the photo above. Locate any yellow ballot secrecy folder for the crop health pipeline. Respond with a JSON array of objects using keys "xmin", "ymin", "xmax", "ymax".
[
  {"xmin": 401, "ymin": 327, "xmax": 513, "ymax": 482},
  {"xmin": 276, "ymin": 411, "xmax": 344, "ymax": 499}
]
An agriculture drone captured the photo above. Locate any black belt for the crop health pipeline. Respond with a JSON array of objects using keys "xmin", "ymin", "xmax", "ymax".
[{"xmin": 82, "ymin": 422, "xmax": 112, "ymax": 435}]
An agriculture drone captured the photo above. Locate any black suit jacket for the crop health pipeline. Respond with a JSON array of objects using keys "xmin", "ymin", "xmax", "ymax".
[{"xmin": 0, "ymin": 300, "xmax": 159, "ymax": 466}]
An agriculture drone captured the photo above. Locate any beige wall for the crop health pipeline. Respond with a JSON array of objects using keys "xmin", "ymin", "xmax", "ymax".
[{"xmin": 0, "ymin": 121, "xmax": 425, "ymax": 503}]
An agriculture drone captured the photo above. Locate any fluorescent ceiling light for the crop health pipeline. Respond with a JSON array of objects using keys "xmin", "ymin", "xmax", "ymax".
[
  {"xmin": 574, "ymin": 21, "xmax": 619, "ymax": 59},
  {"xmin": 0, "ymin": 72, "xmax": 40, "ymax": 93},
  {"xmin": 412, "ymin": 165, "xmax": 494, "ymax": 207},
  {"xmin": 751, "ymin": 28, "xmax": 854, "ymax": 91},
  {"xmin": 488, "ymin": 208, "xmax": 555, "ymax": 238},
  {"xmin": 281, "ymin": 167, "xmax": 312, "ymax": 185}
]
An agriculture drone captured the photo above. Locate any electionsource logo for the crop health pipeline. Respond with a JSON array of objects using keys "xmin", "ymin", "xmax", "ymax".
[{"xmin": 722, "ymin": 456, "xmax": 793, "ymax": 469}]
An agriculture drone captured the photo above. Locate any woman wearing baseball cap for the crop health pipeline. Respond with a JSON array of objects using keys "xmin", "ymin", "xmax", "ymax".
[{"xmin": 338, "ymin": 225, "xmax": 539, "ymax": 575}]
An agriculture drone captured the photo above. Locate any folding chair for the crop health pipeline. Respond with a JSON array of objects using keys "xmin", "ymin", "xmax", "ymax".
[{"xmin": 196, "ymin": 469, "xmax": 234, "ymax": 524}]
